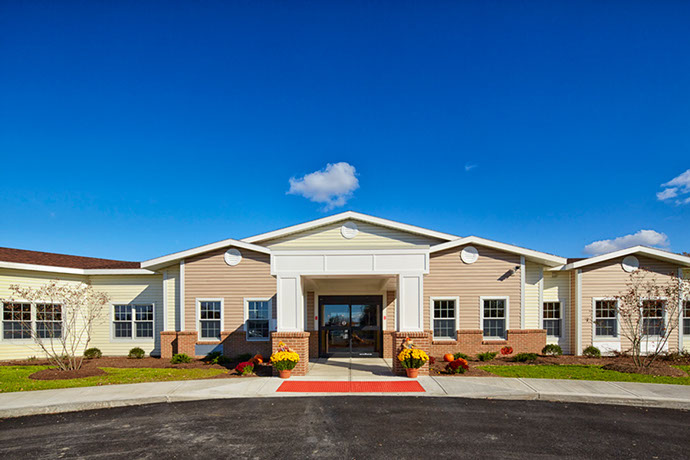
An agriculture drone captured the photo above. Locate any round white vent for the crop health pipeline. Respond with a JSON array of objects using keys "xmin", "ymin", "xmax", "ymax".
[
  {"xmin": 341, "ymin": 221, "xmax": 359, "ymax": 239},
  {"xmin": 622, "ymin": 255, "xmax": 639, "ymax": 273},
  {"xmin": 461, "ymin": 246, "xmax": 479, "ymax": 264},
  {"xmin": 224, "ymin": 248, "xmax": 242, "ymax": 266}
]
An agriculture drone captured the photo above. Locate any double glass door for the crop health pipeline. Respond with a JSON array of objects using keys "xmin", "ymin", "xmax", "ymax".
[{"xmin": 319, "ymin": 295, "xmax": 382, "ymax": 357}]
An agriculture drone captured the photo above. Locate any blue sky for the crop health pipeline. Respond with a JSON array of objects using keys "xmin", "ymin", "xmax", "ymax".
[{"xmin": 1, "ymin": 1, "xmax": 688, "ymax": 261}]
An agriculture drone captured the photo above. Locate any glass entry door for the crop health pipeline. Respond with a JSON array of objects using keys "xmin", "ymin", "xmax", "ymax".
[{"xmin": 319, "ymin": 295, "xmax": 382, "ymax": 357}]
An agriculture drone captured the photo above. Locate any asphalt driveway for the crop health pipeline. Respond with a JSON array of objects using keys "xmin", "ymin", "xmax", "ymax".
[{"xmin": 0, "ymin": 397, "xmax": 687, "ymax": 459}]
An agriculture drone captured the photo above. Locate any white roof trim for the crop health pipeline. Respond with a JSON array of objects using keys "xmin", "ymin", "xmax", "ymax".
[
  {"xmin": 430, "ymin": 236, "xmax": 567, "ymax": 266},
  {"xmin": 0, "ymin": 261, "xmax": 156, "ymax": 276},
  {"xmin": 552, "ymin": 246, "xmax": 690, "ymax": 271},
  {"xmin": 141, "ymin": 238, "xmax": 270, "ymax": 270},
  {"xmin": 241, "ymin": 211, "xmax": 460, "ymax": 244}
]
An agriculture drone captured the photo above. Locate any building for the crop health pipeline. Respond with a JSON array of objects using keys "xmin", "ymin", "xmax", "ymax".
[{"xmin": 1, "ymin": 211, "xmax": 689, "ymax": 375}]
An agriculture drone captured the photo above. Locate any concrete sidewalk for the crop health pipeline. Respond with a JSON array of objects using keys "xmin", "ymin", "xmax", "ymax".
[{"xmin": 2, "ymin": 375, "xmax": 690, "ymax": 418}]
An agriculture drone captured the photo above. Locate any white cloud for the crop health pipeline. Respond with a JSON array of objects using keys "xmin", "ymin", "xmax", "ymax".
[
  {"xmin": 287, "ymin": 162, "xmax": 359, "ymax": 211},
  {"xmin": 464, "ymin": 163, "xmax": 477, "ymax": 172},
  {"xmin": 657, "ymin": 169, "xmax": 690, "ymax": 204},
  {"xmin": 583, "ymin": 230, "xmax": 670, "ymax": 256}
]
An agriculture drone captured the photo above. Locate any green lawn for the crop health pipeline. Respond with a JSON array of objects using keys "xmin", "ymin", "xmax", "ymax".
[
  {"xmin": 478, "ymin": 364, "xmax": 690, "ymax": 385},
  {"xmin": 0, "ymin": 366, "xmax": 229, "ymax": 393}
]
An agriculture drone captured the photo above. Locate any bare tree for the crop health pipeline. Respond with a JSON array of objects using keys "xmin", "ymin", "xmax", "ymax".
[
  {"xmin": 604, "ymin": 269, "xmax": 689, "ymax": 368},
  {"xmin": 3, "ymin": 281, "xmax": 110, "ymax": 370}
]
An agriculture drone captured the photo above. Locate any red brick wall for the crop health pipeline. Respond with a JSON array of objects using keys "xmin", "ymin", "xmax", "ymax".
[
  {"xmin": 271, "ymin": 332, "xmax": 310, "ymax": 376},
  {"xmin": 309, "ymin": 332, "xmax": 319, "ymax": 360},
  {"xmin": 429, "ymin": 329, "xmax": 547, "ymax": 358},
  {"xmin": 392, "ymin": 331, "xmax": 431, "ymax": 376},
  {"xmin": 161, "ymin": 331, "xmax": 177, "ymax": 359},
  {"xmin": 383, "ymin": 331, "xmax": 395, "ymax": 359},
  {"xmin": 220, "ymin": 331, "xmax": 272, "ymax": 358}
]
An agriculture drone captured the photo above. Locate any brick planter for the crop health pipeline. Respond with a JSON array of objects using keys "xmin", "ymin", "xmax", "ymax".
[
  {"xmin": 160, "ymin": 331, "xmax": 198, "ymax": 358},
  {"xmin": 392, "ymin": 331, "xmax": 431, "ymax": 376},
  {"xmin": 271, "ymin": 332, "xmax": 310, "ymax": 376}
]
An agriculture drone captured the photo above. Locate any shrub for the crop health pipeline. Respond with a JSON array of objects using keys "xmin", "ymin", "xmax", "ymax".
[
  {"xmin": 236, "ymin": 353, "xmax": 253, "ymax": 362},
  {"xmin": 84, "ymin": 348, "xmax": 102, "ymax": 359},
  {"xmin": 660, "ymin": 350, "xmax": 690, "ymax": 362},
  {"xmin": 477, "ymin": 351, "xmax": 498, "ymax": 362},
  {"xmin": 217, "ymin": 355, "xmax": 232, "ymax": 366},
  {"xmin": 205, "ymin": 351, "xmax": 222, "ymax": 364},
  {"xmin": 453, "ymin": 352, "xmax": 469, "ymax": 360},
  {"xmin": 128, "ymin": 347, "xmax": 145, "ymax": 359},
  {"xmin": 513, "ymin": 353, "xmax": 538, "ymax": 363},
  {"xmin": 541, "ymin": 344, "xmax": 563, "ymax": 356},
  {"xmin": 27, "ymin": 356, "xmax": 38, "ymax": 362},
  {"xmin": 235, "ymin": 361, "xmax": 254, "ymax": 375},
  {"xmin": 500, "ymin": 346, "xmax": 513, "ymax": 355},
  {"xmin": 582, "ymin": 346, "xmax": 601, "ymax": 358},
  {"xmin": 446, "ymin": 358, "xmax": 469, "ymax": 374},
  {"xmin": 171, "ymin": 353, "xmax": 193, "ymax": 364}
]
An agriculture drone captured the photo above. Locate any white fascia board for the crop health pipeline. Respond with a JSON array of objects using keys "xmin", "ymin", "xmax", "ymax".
[
  {"xmin": 0, "ymin": 261, "xmax": 156, "ymax": 276},
  {"xmin": 558, "ymin": 246, "xmax": 690, "ymax": 271},
  {"xmin": 430, "ymin": 236, "xmax": 567, "ymax": 266},
  {"xmin": 241, "ymin": 211, "xmax": 460, "ymax": 244},
  {"xmin": 141, "ymin": 238, "xmax": 270, "ymax": 270}
]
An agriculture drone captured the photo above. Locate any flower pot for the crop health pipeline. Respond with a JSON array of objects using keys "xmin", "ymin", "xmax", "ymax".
[
  {"xmin": 405, "ymin": 368, "xmax": 419, "ymax": 378},
  {"xmin": 279, "ymin": 369, "xmax": 292, "ymax": 379}
]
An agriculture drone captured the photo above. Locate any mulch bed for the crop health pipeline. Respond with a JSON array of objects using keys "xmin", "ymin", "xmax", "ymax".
[
  {"xmin": 429, "ymin": 354, "xmax": 690, "ymax": 378},
  {"xmin": 30, "ymin": 367, "xmax": 107, "ymax": 380}
]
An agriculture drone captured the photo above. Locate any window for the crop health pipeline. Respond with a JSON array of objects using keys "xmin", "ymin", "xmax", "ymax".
[
  {"xmin": 199, "ymin": 300, "xmax": 221, "ymax": 340},
  {"xmin": 246, "ymin": 299, "xmax": 271, "ymax": 341},
  {"xmin": 3, "ymin": 303, "xmax": 31, "ymax": 339},
  {"xmin": 684, "ymin": 301, "xmax": 690, "ymax": 336},
  {"xmin": 641, "ymin": 300, "xmax": 665, "ymax": 336},
  {"xmin": 482, "ymin": 298, "xmax": 507, "ymax": 339},
  {"xmin": 594, "ymin": 300, "xmax": 617, "ymax": 337},
  {"xmin": 542, "ymin": 302, "xmax": 561, "ymax": 337},
  {"xmin": 113, "ymin": 304, "xmax": 154, "ymax": 339},
  {"xmin": 432, "ymin": 298, "xmax": 457, "ymax": 340},
  {"xmin": 36, "ymin": 304, "xmax": 62, "ymax": 339}
]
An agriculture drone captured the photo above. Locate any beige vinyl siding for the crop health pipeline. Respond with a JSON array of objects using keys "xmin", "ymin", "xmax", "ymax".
[
  {"xmin": 184, "ymin": 247, "xmax": 276, "ymax": 334},
  {"xmin": 425, "ymin": 245, "xmax": 521, "ymax": 333},
  {"xmin": 570, "ymin": 270, "xmax": 579, "ymax": 354},
  {"xmin": 580, "ymin": 256, "xmax": 682, "ymax": 352},
  {"xmin": 543, "ymin": 270, "xmax": 571, "ymax": 353},
  {"xmin": 524, "ymin": 262, "xmax": 541, "ymax": 329},
  {"xmin": 89, "ymin": 274, "xmax": 164, "ymax": 356},
  {"xmin": 0, "ymin": 270, "xmax": 164, "ymax": 359},
  {"xmin": 163, "ymin": 264, "xmax": 179, "ymax": 331},
  {"xmin": 0, "ymin": 269, "xmax": 88, "ymax": 360},
  {"xmin": 680, "ymin": 268, "xmax": 690, "ymax": 350},
  {"xmin": 263, "ymin": 220, "xmax": 444, "ymax": 250}
]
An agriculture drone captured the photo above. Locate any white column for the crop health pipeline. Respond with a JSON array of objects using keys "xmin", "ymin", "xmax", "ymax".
[
  {"xmin": 276, "ymin": 275, "xmax": 304, "ymax": 332},
  {"xmin": 397, "ymin": 273, "xmax": 424, "ymax": 332}
]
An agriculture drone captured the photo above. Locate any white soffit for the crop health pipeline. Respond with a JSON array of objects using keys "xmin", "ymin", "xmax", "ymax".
[
  {"xmin": 551, "ymin": 246, "xmax": 690, "ymax": 271},
  {"xmin": 141, "ymin": 238, "xmax": 270, "ymax": 270},
  {"xmin": 430, "ymin": 236, "xmax": 567, "ymax": 266}
]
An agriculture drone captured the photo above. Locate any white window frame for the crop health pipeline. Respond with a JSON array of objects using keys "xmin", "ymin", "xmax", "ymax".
[
  {"xmin": 243, "ymin": 297, "xmax": 273, "ymax": 342},
  {"xmin": 683, "ymin": 299, "xmax": 690, "ymax": 336},
  {"xmin": 196, "ymin": 298, "xmax": 224, "ymax": 342},
  {"xmin": 2, "ymin": 302, "xmax": 63, "ymax": 343},
  {"xmin": 430, "ymin": 296, "xmax": 459, "ymax": 341},
  {"xmin": 640, "ymin": 298, "xmax": 667, "ymax": 338},
  {"xmin": 480, "ymin": 296, "xmax": 509, "ymax": 340},
  {"xmin": 542, "ymin": 301, "xmax": 562, "ymax": 338},
  {"xmin": 592, "ymin": 298, "xmax": 619, "ymax": 340},
  {"xmin": 111, "ymin": 303, "xmax": 156, "ymax": 341}
]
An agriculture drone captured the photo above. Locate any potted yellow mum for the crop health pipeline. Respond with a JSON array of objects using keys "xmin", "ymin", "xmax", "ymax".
[
  {"xmin": 270, "ymin": 341, "xmax": 300, "ymax": 379},
  {"xmin": 397, "ymin": 341, "xmax": 429, "ymax": 378}
]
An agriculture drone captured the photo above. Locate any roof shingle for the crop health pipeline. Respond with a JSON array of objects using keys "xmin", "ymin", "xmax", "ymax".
[{"xmin": 0, "ymin": 247, "xmax": 140, "ymax": 269}]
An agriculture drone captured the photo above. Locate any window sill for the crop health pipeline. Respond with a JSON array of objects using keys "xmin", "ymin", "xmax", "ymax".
[
  {"xmin": 482, "ymin": 338, "xmax": 507, "ymax": 344},
  {"xmin": 246, "ymin": 337, "xmax": 270, "ymax": 342}
]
